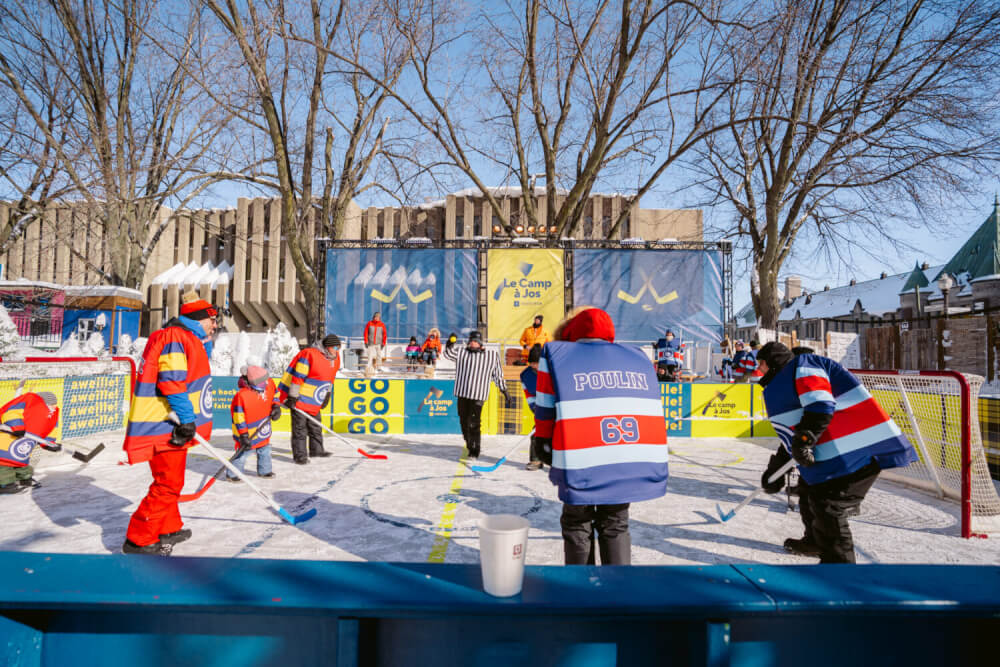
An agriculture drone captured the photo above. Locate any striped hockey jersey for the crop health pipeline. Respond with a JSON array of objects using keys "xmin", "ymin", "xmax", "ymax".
[
  {"xmin": 124, "ymin": 318, "xmax": 213, "ymax": 464},
  {"xmin": 231, "ymin": 378, "xmax": 277, "ymax": 449},
  {"xmin": 536, "ymin": 340, "xmax": 668, "ymax": 505},
  {"xmin": 762, "ymin": 354, "xmax": 916, "ymax": 485},
  {"xmin": 732, "ymin": 349, "xmax": 756, "ymax": 378},
  {"xmin": 0, "ymin": 394, "xmax": 59, "ymax": 468},
  {"xmin": 519, "ymin": 366, "xmax": 537, "ymax": 417},
  {"xmin": 276, "ymin": 347, "xmax": 340, "ymax": 416},
  {"xmin": 653, "ymin": 338, "xmax": 682, "ymax": 367}
]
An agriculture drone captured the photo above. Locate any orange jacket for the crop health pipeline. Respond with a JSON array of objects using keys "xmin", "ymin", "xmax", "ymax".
[
  {"xmin": 519, "ymin": 325, "xmax": 551, "ymax": 358},
  {"xmin": 422, "ymin": 335, "xmax": 442, "ymax": 353}
]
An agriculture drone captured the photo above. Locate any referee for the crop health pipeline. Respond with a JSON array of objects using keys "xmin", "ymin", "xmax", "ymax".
[{"xmin": 442, "ymin": 330, "xmax": 509, "ymax": 458}]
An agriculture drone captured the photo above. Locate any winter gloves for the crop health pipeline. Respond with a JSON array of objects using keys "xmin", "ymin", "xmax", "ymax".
[
  {"xmin": 762, "ymin": 447, "xmax": 791, "ymax": 493},
  {"xmin": 791, "ymin": 410, "xmax": 834, "ymax": 467},
  {"xmin": 270, "ymin": 404, "xmax": 282, "ymax": 421},
  {"xmin": 169, "ymin": 422, "xmax": 196, "ymax": 447},
  {"xmin": 283, "ymin": 395, "xmax": 298, "ymax": 410},
  {"xmin": 237, "ymin": 434, "xmax": 252, "ymax": 452},
  {"xmin": 537, "ymin": 437, "xmax": 553, "ymax": 466}
]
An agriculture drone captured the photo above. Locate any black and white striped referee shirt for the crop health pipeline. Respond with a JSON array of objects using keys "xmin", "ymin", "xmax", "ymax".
[{"xmin": 442, "ymin": 344, "xmax": 507, "ymax": 401}]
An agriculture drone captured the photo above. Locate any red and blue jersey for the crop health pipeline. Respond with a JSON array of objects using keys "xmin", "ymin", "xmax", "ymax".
[
  {"xmin": 732, "ymin": 349, "xmax": 756, "ymax": 377},
  {"xmin": 277, "ymin": 347, "xmax": 339, "ymax": 416},
  {"xmin": 536, "ymin": 340, "xmax": 668, "ymax": 505},
  {"xmin": 519, "ymin": 366, "xmax": 537, "ymax": 417},
  {"xmin": 762, "ymin": 354, "xmax": 916, "ymax": 485},
  {"xmin": 654, "ymin": 338, "xmax": 682, "ymax": 367},
  {"xmin": 0, "ymin": 394, "xmax": 59, "ymax": 468},
  {"xmin": 231, "ymin": 378, "xmax": 276, "ymax": 449},
  {"xmin": 124, "ymin": 318, "xmax": 214, "ymax": 464}
]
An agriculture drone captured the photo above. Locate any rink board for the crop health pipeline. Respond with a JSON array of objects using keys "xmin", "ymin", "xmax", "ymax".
[
  {"xmin": 211, "ymin": 378, "xmax": 776, "ymax": 437},
  {"xmin": 1, "ymin": 554, "xmax": 997, "ymax": 666}
]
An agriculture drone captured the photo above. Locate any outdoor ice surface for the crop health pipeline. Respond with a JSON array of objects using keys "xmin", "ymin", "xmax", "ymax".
[{"xmin": 5, "ymin": 434, "xmax": 1000, "ymax": 565}]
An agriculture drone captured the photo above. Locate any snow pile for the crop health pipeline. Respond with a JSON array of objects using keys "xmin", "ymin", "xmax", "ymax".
[
  {"xmin": 0, "ymin": 304, "xmax": 21, "ymax": 357},
  {"xmin": 265, "ymin": 322, "xmax": 299, "ymax": 377},
  {"xmin": 210, "ymin": 334, "xmax": 234, "ymax": 376},
  {"xmin": 55, "ymin": 334, "xmax": 84, "ymax": 356}
]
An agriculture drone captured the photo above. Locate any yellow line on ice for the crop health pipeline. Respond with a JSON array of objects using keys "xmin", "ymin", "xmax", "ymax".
[{"xmin": 426, "ymin": 456, "xmax": 469, "ymax": 563}]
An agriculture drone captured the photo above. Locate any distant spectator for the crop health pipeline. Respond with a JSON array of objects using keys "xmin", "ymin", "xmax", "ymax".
[
  {"xmin": 405, "ymin": 337, "xmax": 422, "ymax": 371},
  {"xmin": 421, "ymin": 328, "xmax": 442, "ymax": 366},
  {"xmin": 517, "ymin": 315, "xmax": 551, "ymax": 365},
  {"xmin": 732, "ymin": 340, "xmax": 756, "ymax": 382},
  {"xmin": 520, "ymin": 344, "xmax": 545, "ymax": 471},
  {"xmin": 363, "ymin": 312, "xmax": 387, "ymax": 373},
  {"xmin": 749, "ymin": 340, "xmax": 764, "ymax": 381},
  {"xmin": 652, "ymin": 329, "xmax": 681, "ymax": 382},
  {"xmin": 718, "ymin": 337, "xmax": 734, "ymax": 382}
]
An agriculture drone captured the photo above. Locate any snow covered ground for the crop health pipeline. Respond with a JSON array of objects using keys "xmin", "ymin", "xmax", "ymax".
[{"xmin": 6, "ymin": 434, "xmax": 1000, "ymax": 565}]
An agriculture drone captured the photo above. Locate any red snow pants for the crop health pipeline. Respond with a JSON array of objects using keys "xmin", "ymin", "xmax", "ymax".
[{"xmin": 126, "ymin": 447, "xmax": 188, "ymax": 546}]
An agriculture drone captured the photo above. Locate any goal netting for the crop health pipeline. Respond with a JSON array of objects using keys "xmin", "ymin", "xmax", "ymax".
[
  {"xmin": 853, "ymin": 370, "xmax": 1000, "ymax": 537},
  {"xmin": 0, "ymin": 357, "xmax": 134, "ymax": 468}
]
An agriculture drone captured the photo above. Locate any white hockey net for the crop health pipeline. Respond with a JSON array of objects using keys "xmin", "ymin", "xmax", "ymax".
[
  {"xmin": 0, "ymin": 357, "xmax": 134, "ymax": 468},
  {"xmin": 854, "ymin": 370, "xmax": 1000, "ymax": 537}
]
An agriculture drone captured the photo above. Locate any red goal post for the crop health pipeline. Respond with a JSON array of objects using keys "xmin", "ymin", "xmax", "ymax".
[
  {"xmin": 0, "ymin": 356, "xmax": 137, "ymax": 463},
  {"xmin": 851, "ymin": 369, "xmax": 1000, "ymax": 538}
]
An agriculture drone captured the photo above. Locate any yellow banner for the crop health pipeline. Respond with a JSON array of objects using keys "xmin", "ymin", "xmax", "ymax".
[
  {"xmin": 487, "ymin": 249, "xmax": 565, "ymax": 343},
  {"xmin": 690, "ymin": 384, "xmax": 755, "ymax": 438},
  {"xmin": 332, "ymin": 378, "xmax": 404, "ymax": 434}
]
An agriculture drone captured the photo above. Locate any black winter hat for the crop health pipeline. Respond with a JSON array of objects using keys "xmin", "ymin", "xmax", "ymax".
[
  {"xmin": 467, "ymin": 330, "xmax": 483, "ymax": 342},
  {"xmin": 322, "ymin": 334, "xmax": 341, "ymax": 348},
  {"xmin": 527, "ymin": 343, "xmax": 543, "ymax": 363},
  {"xmin": 757, "ymin": 342, "xmax": 794, "ymax": 371}
]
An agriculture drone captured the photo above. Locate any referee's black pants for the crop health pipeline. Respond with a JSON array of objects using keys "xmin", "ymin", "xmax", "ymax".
[{"xmin": 456, "ymin": 397, "xmax": 483, "ymax": 456}]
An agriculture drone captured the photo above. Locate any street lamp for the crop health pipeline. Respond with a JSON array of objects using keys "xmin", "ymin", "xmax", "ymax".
[{"xmin": 938, "ymin": 273, "xmax": 954, "ymax": 319}]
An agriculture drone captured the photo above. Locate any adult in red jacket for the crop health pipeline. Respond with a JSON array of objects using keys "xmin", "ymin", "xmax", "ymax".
[
  {"xmin": 277, "ymin": 334, "xmax": 341, "ymax": 464},
  {"xmin": 363, "ymin": 312, "xmax": 388, "ymax": 373},
  {"xmin": 0, "ymin": 392, "xmax": 60, "ymax": 494},
  {"xmin": 122, "ymin": 298, "xmax": 218, "ymax": 555}
]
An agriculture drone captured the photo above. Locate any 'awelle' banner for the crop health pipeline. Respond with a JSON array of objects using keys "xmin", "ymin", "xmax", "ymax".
[
  {"xmin": 572, "ymin": 249, "xmax": 723, "ymax": 344},
  {"xmin": 325, "ymin": 249, "xmax": 478, "ymax": 342},
  {"xmin": 487, "ymin": 249, "xmax": 565, "ymax": 343}
]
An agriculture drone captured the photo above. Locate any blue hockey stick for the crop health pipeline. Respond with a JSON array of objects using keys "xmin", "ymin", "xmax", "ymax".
[
  {"xmin": 716, "ymin": 458, "xmax": 797, "ymax": 522},
  {"xmin": 190, "ymin": 430, "xmax": 316, "ymax": 525},
  {"xmin": 469, "ymin": 432, "xmax": 532, "ymax": 473}
]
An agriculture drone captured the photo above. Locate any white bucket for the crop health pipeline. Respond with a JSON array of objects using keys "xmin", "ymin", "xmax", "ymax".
[{"xmin": 478, "ymin": 514, "xmax": 530, "ymax": 597}]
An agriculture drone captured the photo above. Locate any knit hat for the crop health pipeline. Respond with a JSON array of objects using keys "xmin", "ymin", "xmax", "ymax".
[
  {"xmin": 757, "ymin": 342, "xmax": 794, "ymax": 371},
  {"xmin": 240, "ymin": 365, "xmax": 268, "ymax": 386},
  {"xmin": 665, "ymin": 329, "xmax": 674, "ymax": 336},
  {"xmin": 467, "ymin": 330, "xmax": 483, "ymax": 343},
  {"xmin": 36, "ymin": 391, "xmax": 59, "ymax": 408},
  {"xmin": 534, "ymin": 315, "xmax": 543, "ymax": 322},
  {"xmin": 527, "ymin": 344, "xmax": 543, "ymax": 364},
  {"xmin": 322, "ymin": 334, "xmax": 341, "ymax": 349},
  {"xmin": 180, "ymin": 291, "xmax": 218, "ymax": 321},
  {"xmin": 555, "ymin": 307, "xmax": 615, "ymax": 343}
]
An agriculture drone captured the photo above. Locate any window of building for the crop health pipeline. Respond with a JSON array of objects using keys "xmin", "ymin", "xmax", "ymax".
[
  {"xmin": 473, "ymin": 215, "xmax": 482, "ymax": 237},
  {"xmin": 77, "ymin": 318, "xmax": 96, "ymax": 341},
  {"xmin": 377, "ymin": 217, "xmax": 385, "ymax": 238},
  {"xmin": 393, "ymin": 215, "xmax": 401, "ymax": 239},
  {"xmin": 583, "ymin": 216, "xmax": 593, "ymax": 237},
  {"xmin": 602, "ymin": 216, "xmax": 611, "ymax": 238},
  {"xmin": 455, "ymin": 215, "xmax": 464, "ymax": 238}
]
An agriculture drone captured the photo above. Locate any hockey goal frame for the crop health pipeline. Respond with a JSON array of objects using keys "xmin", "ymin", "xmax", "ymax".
[{"xmin": 851, "ymin": 369, "xmax": 997, "ymax": 539}]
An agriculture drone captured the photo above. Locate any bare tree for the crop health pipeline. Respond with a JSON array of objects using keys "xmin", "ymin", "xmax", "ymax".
[
  {"xmin": 692, "ymin": 0, "xmax": 1000, "ymax": 329},
  {"xmin": 0, "ymin": 0, "xmax": 235, "ymax": 289},
  {"xmin": 200, "ymin": 0, "xmax": 421, "ymax": 336},
  {"xmin": 344, "ymin": 0, "xmax": 744, "ymax": 237}
]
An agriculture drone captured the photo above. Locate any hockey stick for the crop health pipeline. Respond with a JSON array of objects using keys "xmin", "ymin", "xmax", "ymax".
[
  {"xmin": 716, "ymin": 458, "xmax": 797, "ymax": 522},
  {"xmin": 469, "ymin": 432, "xmax": 533, "ymax": 472},
  {"xmin": 23, "ymin": 431, "xmax": 105, "ymax": 463},
  {"xmin": 292, "ymin": 407, "xmax": 388, "ymax": 460},
  {"xmin": 189, "ymin": 430, "xmax": 316, "ymax": 525},
  {"xmin": 178, "ymin": 442, "xmax": 252, "ymax": 503}
]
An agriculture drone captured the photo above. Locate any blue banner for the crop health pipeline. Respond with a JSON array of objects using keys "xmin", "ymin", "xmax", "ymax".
[
  {"xmin": 403, "ymin": 379, "xmax": 460, "ymax": 434},
  {"xmin": 572, "ymin": 249, "xmax": 723, "ymax": 344},
  {"xmin": 325, "ymin": 249, "xmax": 479, "ymax": 343}
]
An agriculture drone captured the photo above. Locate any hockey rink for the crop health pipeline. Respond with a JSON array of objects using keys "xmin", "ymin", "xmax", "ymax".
[{"xmin": 5, "ymin": 434, "xmax": 1000, "ymax": 564}]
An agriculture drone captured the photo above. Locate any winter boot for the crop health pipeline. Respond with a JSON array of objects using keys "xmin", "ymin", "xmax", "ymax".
[
  {"xmin": 783, "ymin": 537, "xmax": 822, "ymax": 557},
  {"xmin": 19, "ymin": 478, "xmax": 40, "ymax": 489},
  {"xmin": 0, "ymin": 483, "xmax": 25, "ymax": 495},
  {"xmin": 259, "ymin": 472, "xmax": 275, "ymax": 478},
  {"xmin": 159, "ymin": 529, "xmax": 192, "ymax": 546},
  {"xmin": 121, "ymin": 539, "xmax": 173, "ymax": 556},
  {"xmin": 525, "ymin": 461, "xmax": 543, "ymax": 471}
]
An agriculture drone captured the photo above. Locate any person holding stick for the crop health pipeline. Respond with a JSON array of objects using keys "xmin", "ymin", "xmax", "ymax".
[{"xmin": 276, "ymin": 334, "xmax": 341, "ymax": 465}]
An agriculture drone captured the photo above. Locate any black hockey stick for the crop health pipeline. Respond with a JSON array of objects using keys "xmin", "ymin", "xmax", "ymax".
[{"xmin": 24, "ymin": 431, "xmax": 105, "ymax": 463}]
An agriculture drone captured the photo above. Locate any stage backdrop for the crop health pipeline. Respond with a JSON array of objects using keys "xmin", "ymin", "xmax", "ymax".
[
  {"xmin": 325, "ymin": 249, "xmax": 479, "ymax": 341},
  {"xmin": 487, "ymin": 249, "xmax": 565, "ymax": 343},
  {"xmin": 572, "ymin": 249, "xmax": 723, "ymax": 344}
]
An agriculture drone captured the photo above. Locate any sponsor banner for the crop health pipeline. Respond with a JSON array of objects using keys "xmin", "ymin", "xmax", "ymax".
[
  {"xmin": 690, "ymin": 385, "xmax": 754, "ymax": 438},
  {"xmin": 334, "ymin": 378, "xmax": 404, "ymax": 435},
  {"xmin": 661, "ymin": 382, "xmax": 691, "ymax": 437},
  {"xmin": 487, "ymin": 249, "xmax": 565, "ymax": 343},
  {"xmin": 403, "ymin": 379, "xmax": 459, "ymax": 433},
  {"xmin": 572, "ymin": 249, "xmax": 723, "ymax": 344},
  {"xmin": 325, "ymin": 249, "xmax": 478, "ymax": 342},
  {"xmin": 61, "ymin": 374, "xmax": 128, "ymax": 439}
]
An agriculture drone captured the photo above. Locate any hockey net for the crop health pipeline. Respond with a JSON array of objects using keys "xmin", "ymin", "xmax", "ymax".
[
  {"xmin": 0, "ymin": 357, "xmax": 135, "ymax": 468},
  {"xmin": 853, "ymin": 370, "xmax": 1000, "ymax": 538}
]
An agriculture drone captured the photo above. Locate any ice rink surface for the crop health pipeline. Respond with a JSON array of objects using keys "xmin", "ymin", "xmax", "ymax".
[{"xmin": 5, "ymin": 433, "xmax": 1000, "ymax": 565}]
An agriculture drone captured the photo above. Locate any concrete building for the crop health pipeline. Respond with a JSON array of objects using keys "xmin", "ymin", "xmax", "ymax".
[{"xmin": 0, "ymin": 189, "xmax": 701, "ymax": 339}]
